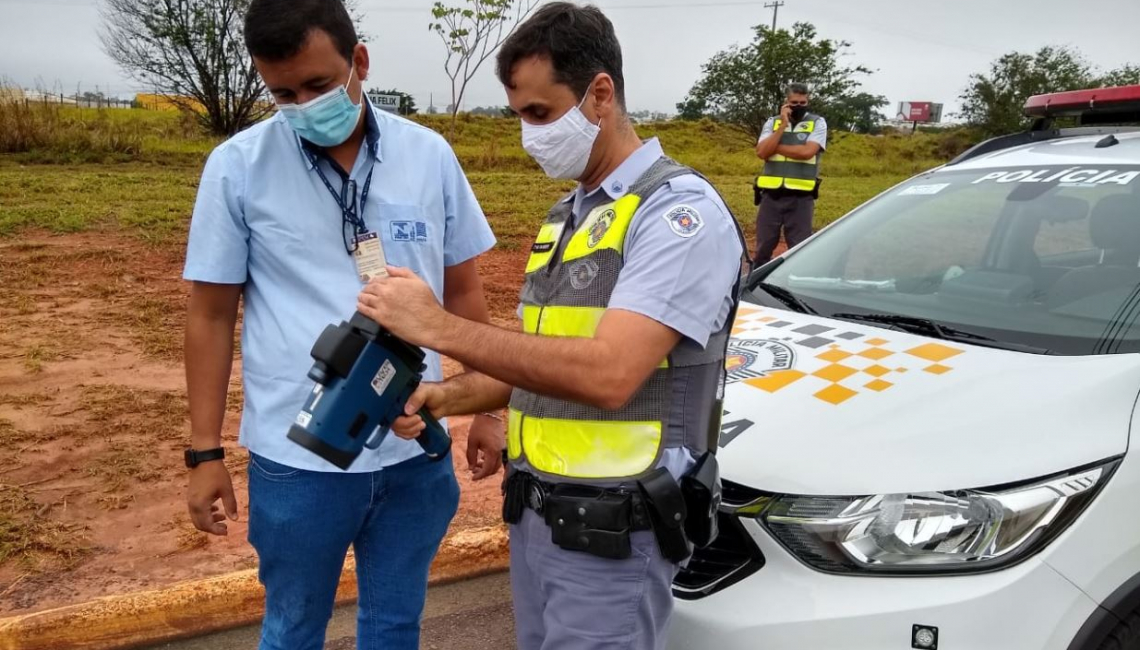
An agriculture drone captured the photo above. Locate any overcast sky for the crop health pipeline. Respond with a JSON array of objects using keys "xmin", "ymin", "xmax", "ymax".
[{"xmin": 0, "ymin": 0, "xmax": 1137, "ymax": 120}]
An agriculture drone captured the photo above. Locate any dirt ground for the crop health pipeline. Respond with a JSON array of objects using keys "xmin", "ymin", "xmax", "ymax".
[{"xmin": 0, "ymin": 232, "xmax": 529, "ymax": 616}]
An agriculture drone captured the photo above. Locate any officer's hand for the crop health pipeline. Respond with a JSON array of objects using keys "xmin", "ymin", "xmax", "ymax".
[
  {"xmin": 467, "ymin": 415, "xmax": 505, "ymax": 481},
  {"xmin": 779, "ymin": 103, "xmax": 792, "ymax": 125},
  {"xmin": 187, "ymin": 460, "xmax": 238, "ymax": 536},
  {"xmin": 392, "ymin": 382, "xmax": 446, "ymax": 440},
  {"xmin": 357, "ymin": 266, "xmax": 445, "ymax": 347}
]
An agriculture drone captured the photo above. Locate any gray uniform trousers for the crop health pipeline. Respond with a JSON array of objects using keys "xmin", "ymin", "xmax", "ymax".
[
  {"xmin": 754, "ymin": 190, "xmax": 815, "ymax": 265},
  {"xmin": 510, "ymin": 509, "xmax": 680, "ymax": 650}
]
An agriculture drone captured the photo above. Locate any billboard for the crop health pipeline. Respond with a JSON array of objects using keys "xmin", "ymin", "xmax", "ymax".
[
  {"xmin": 897, "ymin": 101, "xmax": 943, "ymax": 123},
  {"xmin": 368, "ymin": 92, "xmax": 402, "ymax": 113}
]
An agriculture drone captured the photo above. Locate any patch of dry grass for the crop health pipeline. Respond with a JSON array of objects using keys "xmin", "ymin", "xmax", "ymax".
[
  {"xmin": 22, "ymin": 344, "xmax": 61, "ymax": 373},
  {"xmin": 80, "ymin": 384, "xmax": 186, "ymax": 429},
  {"xmin": 125, "ymin": 294, "xmax": 185, "ymax": 361},
  {"xmin": 0, "ymin": 484, "xmax": 92, "ymax": 570},
  {"xmin": 0, "ymin": 418, "xmax": 44, "ymax": 453},
  {"xmin": 86, "ymin": 447, "xmax": 163, "ymax": 491}
]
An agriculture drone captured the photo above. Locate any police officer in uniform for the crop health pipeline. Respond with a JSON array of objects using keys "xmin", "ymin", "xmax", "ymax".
[
  {"xmin": 752, "ymin": 82, "xmax": 828, "ymax": 265},
  {"xmin": 354, "ymin": 5, "xmax": 746, "ymax": 648}
]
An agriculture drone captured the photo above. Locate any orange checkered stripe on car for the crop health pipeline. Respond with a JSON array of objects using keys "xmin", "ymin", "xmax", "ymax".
[{"xmin": 731, "ymin": 305, "xmax": 964, "ymax": 405}]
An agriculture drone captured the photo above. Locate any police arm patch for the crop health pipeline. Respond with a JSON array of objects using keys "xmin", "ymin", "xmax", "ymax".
[{"xmin": 663, "ymin": 204, "xmax": 704, "ymax": 238}]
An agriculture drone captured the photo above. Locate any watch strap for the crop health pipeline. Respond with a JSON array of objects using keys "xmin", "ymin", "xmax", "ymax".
[{"xmin": 185, "ymin": 447, "xmax": 225, "ymax": 468}]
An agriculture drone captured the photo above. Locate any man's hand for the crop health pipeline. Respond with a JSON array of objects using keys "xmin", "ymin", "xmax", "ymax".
[
  {"xmin": 393, "ymin": 382, "xmax": 505, "ymax": 480},
  {"xmin": 357, "ymin": 266, "xmax": 449, "ymax": 347},
  {"xmin": 392, "ymin": 382, "xmax": 447, "ymax": 439},
  {"xmin": 466, "ymin": 414, "xmax": 505, "ymax": 481},
  {"xmin": 779, "ymin": 103, "xmax": 792, "ymax": 125},
  {"xmin": 187, "ymin": 461, "xmax": 238, "ymax": 536}
]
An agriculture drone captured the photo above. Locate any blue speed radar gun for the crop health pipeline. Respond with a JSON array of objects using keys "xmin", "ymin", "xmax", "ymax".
[{"xmin": 287, "ymin": 311, "xmax": 451, "ymax": 470}]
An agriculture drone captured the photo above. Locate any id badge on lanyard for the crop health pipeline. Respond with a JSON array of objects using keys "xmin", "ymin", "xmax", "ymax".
[{"xmin": 353, "ymin": 231, "xmax": 387, "ymax": 282}]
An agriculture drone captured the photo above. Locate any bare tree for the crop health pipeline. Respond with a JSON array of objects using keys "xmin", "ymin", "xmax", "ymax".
[
  {"xmin": 429, "ymin": 0, "xmax": 539, "ymax": 138},
  {"xmin": 100, "ymin": 0, "xmax": 268, "ymax": 136}
]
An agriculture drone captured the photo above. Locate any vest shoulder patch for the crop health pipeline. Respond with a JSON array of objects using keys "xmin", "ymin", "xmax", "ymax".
[{"xmin": 663, "ymin": 204, "xmax": 704, "ymax": 238}]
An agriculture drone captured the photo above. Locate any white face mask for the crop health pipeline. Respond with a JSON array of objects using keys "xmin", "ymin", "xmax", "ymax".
[{"xmin": 520, "ymin": 90, "xmax": 601, "ymax": 180}]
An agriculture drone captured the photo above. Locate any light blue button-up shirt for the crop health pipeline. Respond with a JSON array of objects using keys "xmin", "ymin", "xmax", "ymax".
[{"xmin": 184, "ymin": 100, "xmax": 496, "ymax": 472}]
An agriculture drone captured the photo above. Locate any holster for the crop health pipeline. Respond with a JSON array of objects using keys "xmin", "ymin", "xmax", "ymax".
[
  {"xmin": 753, "ymin": 178, "xmax": 763, "ymax": 206},
  {"xmin": 544, "ymin": 484, "xmax": 633, "ymax": 560},
  {"xmin": 637, "ymin": 468, "xmax": 692, "ymax": 564},
  {"xmin": 502, "ymin": 463, "xmax": 526, "ymax": 525},
  {"xmin": 680, "ymin": 452, "xmax": 721, "ymax": 549}
]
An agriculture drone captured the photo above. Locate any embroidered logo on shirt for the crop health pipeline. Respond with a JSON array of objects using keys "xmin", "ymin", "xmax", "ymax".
[
  {"xmin": 588, "ymin": 209, "xmax": 616, "ymax": 248},
  {"xmin": 391, "ymin": 221, "xmax": 429, "ymax": 242},
  {"xmin": 663, "ymin": 205, "xmax": 704, "ymax": 238}
]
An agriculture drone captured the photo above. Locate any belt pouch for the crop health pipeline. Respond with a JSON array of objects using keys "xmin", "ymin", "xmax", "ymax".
[{"xmin": 544, "ymin": 484, "xmax": 632, "ymax": 560}]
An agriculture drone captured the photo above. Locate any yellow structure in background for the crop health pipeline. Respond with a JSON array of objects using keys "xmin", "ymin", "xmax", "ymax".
[{"xmin": 135, "ymin": 93, "xmax": 206, "ymax": 112}]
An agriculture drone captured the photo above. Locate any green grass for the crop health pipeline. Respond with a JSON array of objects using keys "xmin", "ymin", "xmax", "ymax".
[
  {"xmin": 0, "ymin": 162, "xmax": 199, "ymax": 238},
  {"xmin": 0, "ymin": 108, "xmax": 970, "ymax": 244}
]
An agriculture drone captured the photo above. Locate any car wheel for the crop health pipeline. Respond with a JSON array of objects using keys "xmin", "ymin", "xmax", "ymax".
[{"xmin": 1095, "ymin": 609, "xmax": 1140, "ymax": 650}]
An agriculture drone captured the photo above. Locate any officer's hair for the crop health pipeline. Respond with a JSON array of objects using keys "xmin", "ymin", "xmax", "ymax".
[
  {"xmin": 244, "ymin": 0, "xmax": 358, "ymax": 63},
  {"xmin": 496, "ymin": 2, "xmax": 627, "ymax": 109},
  {"xmin": 786, "ymin": 83, "xmax": 811, "ymax": 97}
]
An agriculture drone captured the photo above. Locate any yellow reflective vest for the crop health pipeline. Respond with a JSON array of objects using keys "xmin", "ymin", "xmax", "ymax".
[
  {"xmin": 508, "ymin": 157, "xmax": 738, "ymax": 485},
  {"xmin": 756, "ymin": 114, "xmax": 822, "ymax": 193}
]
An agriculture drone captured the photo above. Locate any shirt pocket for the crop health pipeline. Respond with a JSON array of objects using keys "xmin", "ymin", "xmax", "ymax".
[{"xmin": 369, "ymin": 203, "xmax": 441, "ymax": 270}]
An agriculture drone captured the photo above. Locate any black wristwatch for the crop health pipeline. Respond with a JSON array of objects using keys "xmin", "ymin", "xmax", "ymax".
[{"xmin": 185, "ymin": 447, "xmax": 226, "ymax": 468}]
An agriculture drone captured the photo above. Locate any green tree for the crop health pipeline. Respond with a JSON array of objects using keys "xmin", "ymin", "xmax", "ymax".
[
  {"xmin": 367, "ymin": 88, "xmax": 418, "ymax": 115},
  {"xmin": 958, "ymin": 46, "xmax": 1097, "ymax": 137},
  {"xmin": 676, "ymin": 22, "xmax": 874, "ymax": 138},
  {"xmin": 101, "ymin": 0, "xmax": 363, "ymax": 136},
  {"xmin": 1099, "ymin": 64, "xmax": 1140, "ymax": 87},
  {"xmin": 826, "ymin": 92, "xmax": 889, "ymax": 134},
  {"xmin": 101, "ymin": 0, "xmax": 267, "ymax": 135},
  {"xmin": 429, "ymin": 0, "xmax": 539, "ymax": 138}
]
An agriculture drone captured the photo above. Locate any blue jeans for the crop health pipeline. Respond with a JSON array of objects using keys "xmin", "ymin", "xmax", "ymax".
[{"xmin": 248, "ymin": 452, "xmax": 460, "ymax": 650}]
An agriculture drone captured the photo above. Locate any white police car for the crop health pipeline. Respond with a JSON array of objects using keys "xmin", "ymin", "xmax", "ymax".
[{"xmin": 670, "ymin": 86, "xmax": 1140, "ymax": 650}]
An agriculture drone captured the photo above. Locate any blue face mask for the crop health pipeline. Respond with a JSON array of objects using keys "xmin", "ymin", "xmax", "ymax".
[{"xmin": 277, "ymin": 65, "xmax": 362, "ymax": 147}]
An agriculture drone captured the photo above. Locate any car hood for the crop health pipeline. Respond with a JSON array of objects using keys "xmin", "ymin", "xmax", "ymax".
[{"xmin": 718, "ymin": 303, "xmax": 1139, "ymax": 495}]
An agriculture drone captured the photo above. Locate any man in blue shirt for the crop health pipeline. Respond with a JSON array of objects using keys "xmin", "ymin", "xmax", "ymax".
[{"xmin": 181, "ymin": 1, "xmax": 501, "ymax": 648}]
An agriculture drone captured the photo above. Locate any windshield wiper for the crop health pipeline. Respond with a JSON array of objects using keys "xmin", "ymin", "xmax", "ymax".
[
  {"xmin": 756, "ymin": 282, "xmax": 817, "ymax": 315},
  {"xmin": 829, "ymin": 313, "xmax": 1051, "ymax": 354}
]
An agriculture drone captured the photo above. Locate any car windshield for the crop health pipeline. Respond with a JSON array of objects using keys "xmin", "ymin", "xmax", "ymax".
[{"xmin": 751, "ymin": 164, "xmax": 1140, "ymax": 356}]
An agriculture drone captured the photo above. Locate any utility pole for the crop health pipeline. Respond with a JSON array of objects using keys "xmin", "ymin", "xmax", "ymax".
[{"xmin": 764, "ymin": 0, "xmax": 784, "ymax": 30}]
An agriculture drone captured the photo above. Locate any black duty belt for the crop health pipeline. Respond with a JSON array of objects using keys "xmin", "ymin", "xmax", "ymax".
[{"xmin": 504, "ymin": 470, "xmax": 653, "ymax": 532}]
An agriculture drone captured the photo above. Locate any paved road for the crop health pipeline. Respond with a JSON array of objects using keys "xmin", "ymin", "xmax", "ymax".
[{"xmin": 142, "ymin": 571, "xmax": 515, "ymax": 650}]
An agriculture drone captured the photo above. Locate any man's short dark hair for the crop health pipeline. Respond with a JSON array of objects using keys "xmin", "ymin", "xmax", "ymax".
[
  {"xmin": 496, "ymin": 3, "xmax": 626, "ymax": 107},
  {"xmin": 786, "ymin": 83, "xmax": 811, "ymax": 96},
  {"xmin": 244, "ymin": 0, "xmax": 357, "ymax": 62}
]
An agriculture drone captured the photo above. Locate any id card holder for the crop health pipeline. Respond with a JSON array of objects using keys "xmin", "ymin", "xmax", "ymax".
[{"xmin": 353, "ymin": 231, "xmax": 388, "ymax": 283}]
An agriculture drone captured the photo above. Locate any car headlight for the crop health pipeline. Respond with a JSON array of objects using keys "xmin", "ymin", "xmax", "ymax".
[{"xmin": 756, "ymin": 460, "xmax": 1118, "ymax": 575}]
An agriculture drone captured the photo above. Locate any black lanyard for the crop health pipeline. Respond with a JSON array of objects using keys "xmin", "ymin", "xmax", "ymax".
[{"xmin": 308, "ymin": 151, "xmax": 375, "ymax": 255}]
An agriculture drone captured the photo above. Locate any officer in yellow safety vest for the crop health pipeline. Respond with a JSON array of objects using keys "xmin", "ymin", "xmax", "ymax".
[
  {"xmin": 354, "ymin": 5, "xmax": 747, "ymax": 649},
  {"xmin": 752, "ymin": 82, "xmax": 828, "ymax": 265}
]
